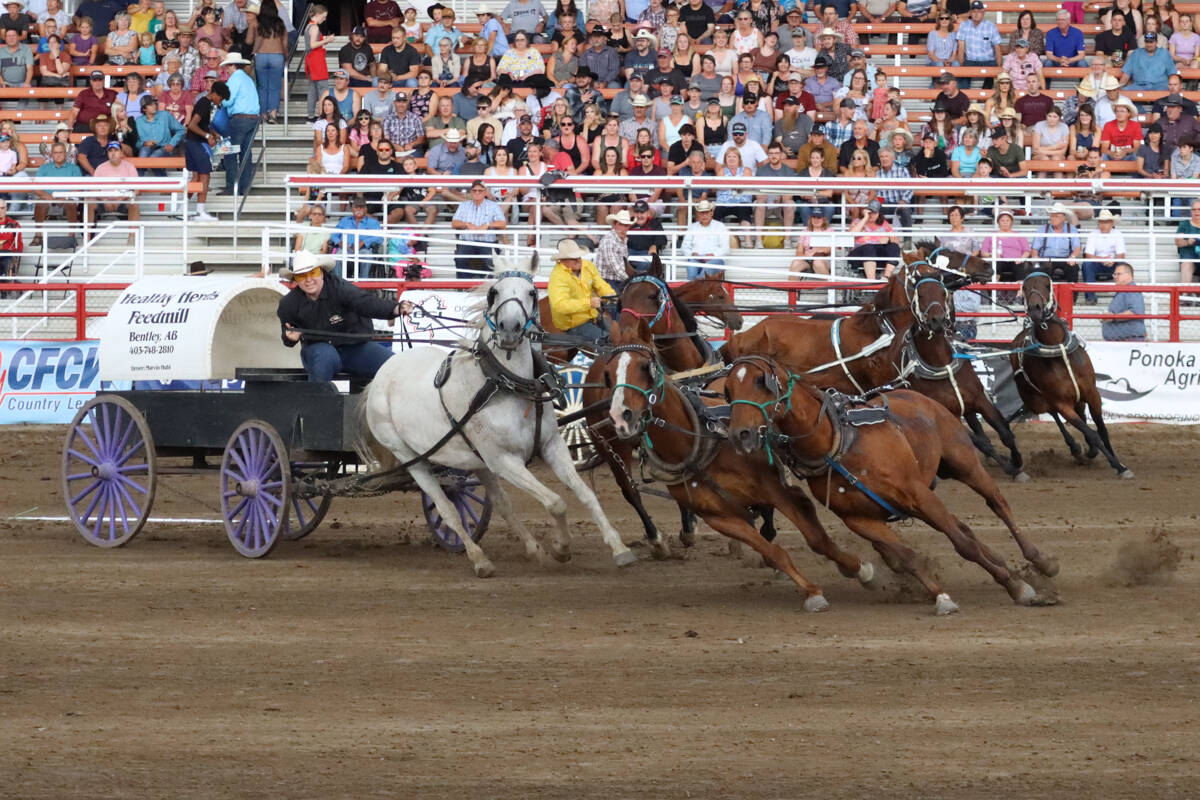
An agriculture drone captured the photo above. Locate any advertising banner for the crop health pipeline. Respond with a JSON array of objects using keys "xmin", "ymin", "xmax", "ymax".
[
  {"xmin": 1086, "ymin": 342, "xmax": 1200, "ymax": 423},
  {"xmin": 394, "ymin": 289, "xmax": 482, "ymax": 348},
  {"xmin": 0, "ymin": 340, "xmax": 101, "ymax": 424}
]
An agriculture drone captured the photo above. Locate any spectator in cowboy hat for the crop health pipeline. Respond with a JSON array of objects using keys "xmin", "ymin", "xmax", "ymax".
[
  {"xmin": 579, "ymin": 25, "xmax": 619, "ymax": 87},
  {"xmin": 547, "ymin": 237, "xmax": 613, "ymax": 341},
  {"xmin": 1082, "ymin": 208, "xmax": 1128, "ymax": 303},
  {"xmin": 680, "ymin": 198, "xmax": 730, "ymax": 279},
  {"xmin": 595, "ymin": 207, "xmax": 633, "ymax": 290},
  {"xmin": 623, "ymin": 28, "xmax": 657, "ymax": 78},
  {"xmin": 218, "ymin": 50, "xmax": 259, "ymax": 197},
  {"xmin": 473, "ymin": 4, "xmax": 509, "ymax": 58},
  {"xmin": 1156, "ymin": 93, "xmax": 1200, "ymax": 150},
  {"xmin": 1031, "ymin": 202, "xmax": 1083, "ymax": 282}
]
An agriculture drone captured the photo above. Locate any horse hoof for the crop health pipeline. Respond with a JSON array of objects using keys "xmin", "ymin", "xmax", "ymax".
[
  {"xmin": 614, "ymin": 549, "xmax": 639, "ymax": 568},
  {"xmin": 934, "ymin": 593, "xmax": 959, "ymax": 616},
  {"xmin": 679, "ymin": 528, "xmax": 696, "ymax": 547},
  {"xmin": 1012, "ymin": 581, "xmax": 1037, "ymax": 606},
  {"xmin": 1119, "ymin": 469, "xmax": 1135, "ymax": 480},
  {"xmin": 650, "ymin": 539, "xmax": 673, "ymax": 560},
  {"xmin": 1013, "ymin": 471, "xmax": 1032, "ymax": 483},
  {"xmin": 1035, "ymin": 554, "xmax": 1061, "ymax": 578},
  {"xmin": 803, "ymin": 594, "xmax": 831, "ymax": 613},
  {"xmin": 473, "ymin": 560, "xmax": 496, "ymax": 579},
  {"xmin": 857, "ymin": 562, "xmax": 878, "ymax": 588},
  {"xmin": 550, "ymin": 544, "xmax": 572, "ymax": 563}
]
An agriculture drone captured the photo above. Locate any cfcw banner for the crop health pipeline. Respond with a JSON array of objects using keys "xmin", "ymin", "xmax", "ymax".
[
  {"xmin": 0, "ymin": 340, "xmax": 102, "ymax": 424},
  {"xmin": 1086, "ymin": 342, "xmax": 1200, "ymax": 423}
]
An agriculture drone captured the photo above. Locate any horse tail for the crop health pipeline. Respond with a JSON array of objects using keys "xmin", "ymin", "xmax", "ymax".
[{"xmin": 352, "ymin": 379, "xmax": 400, "ymax": 474}]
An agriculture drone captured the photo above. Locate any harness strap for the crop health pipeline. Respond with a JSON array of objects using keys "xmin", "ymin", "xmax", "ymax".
[
  {"xmin": 824, "ymin": 457, "xmax": 906, "ymax": 522},
  {"xmin": 1059, "ymin": 342, "xmax": 1082, "ymax": 404},
  {"xmin": 831, "ymin": 317, "xmax": 867, "ymax": 394}
]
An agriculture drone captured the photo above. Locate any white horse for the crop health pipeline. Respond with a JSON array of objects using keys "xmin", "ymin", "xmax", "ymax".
[{"xmin": 359, "ymin": 254, "xmax": 637, "ymax": 577}]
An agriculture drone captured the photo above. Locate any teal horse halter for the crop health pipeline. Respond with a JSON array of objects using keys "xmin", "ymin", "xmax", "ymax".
[
  {"xmin": 610, "ymin": 343, "xmax": 667, "ymax": 449},
  {"xmin": 620, "ymin": 275, "xmax": 673, "ymax": 329},
  {"xmin": 728, "ymin": 355, "xmax": 798, "ymax": 467}
]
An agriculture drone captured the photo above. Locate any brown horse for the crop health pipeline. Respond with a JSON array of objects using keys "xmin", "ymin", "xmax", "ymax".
[
  {"xmin": 601, "ymin": 317, "xmax": 879, "ymax": 611},
  {"xmin": 575, "ymin": 264, "xmax": 744, "ymax": 553},
  {"xmin": 721, "ymin": 253, "xmax": 1027, "ymax": 478},
  {"xmin": 725, "ymin": 356, "xmax": 1060, "ymax": 615},
  {"xmin": 1010, "ymin": 272, "xmax": 1133, "ymax": 479},
  {"xmin": 720, "ymin": 242, "xmax": 989, "ymax": 375}
]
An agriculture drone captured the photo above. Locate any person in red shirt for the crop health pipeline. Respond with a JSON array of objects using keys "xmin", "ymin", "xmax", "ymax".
[
  {"xmin": 0, "ymin": 198, "xmax": 22, "ymax": 279},
  {"xmin": 1100, "ymin": 98, "xmax": 1144, "ymax": 160},
  {"xmin": 70, "ymin": 69, "xmax": 118, "ymax": 132},
  {"xmin": 773, "ymin": 72, "xmax": 817, "ymax": 119}
]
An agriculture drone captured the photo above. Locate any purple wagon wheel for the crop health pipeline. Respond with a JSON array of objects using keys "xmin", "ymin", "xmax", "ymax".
[
  {"xmin": 281, "ymin": 462, "xmax": 333, "ymax": 541},
  {"xmin": 421, "ymin": 472, "xmax": 492, "ymax": 553},
  {"xmin": 220, "ymin": 420, "xmax": 291, "ymax": 558},
  {"xmin": 62, "ymin": 395, "xmax": 157, "ymax": 548}
]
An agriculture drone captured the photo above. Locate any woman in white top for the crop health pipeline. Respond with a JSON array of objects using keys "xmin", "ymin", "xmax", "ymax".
[
  {"xmin": 317, "ymin": 123, "xmax": 352, "ymax": 175},
  {"xmin": 832, "ymin": 69, "xmax": 870, "ymax": 121},
  {"xmin": 658, "ymin": 97, "xmax": 689, "ymax": 150},
  {"xmin": 731, "ymin": 10, "xmax": 763, "ymax": 54},
  {"xmin": 484, "ymin": 146, "xmax": 519, "ymax": 219},
  {"xmin": 708, "ymin": 27, "xmax": 737, "ymax": 75},
  {"xmin": 519, "ymin": 142, "xmax": 550, "ymax": 246},
  {"xmin": 311, "ymin": 96, "xmax": 346, "ymax": 149}
]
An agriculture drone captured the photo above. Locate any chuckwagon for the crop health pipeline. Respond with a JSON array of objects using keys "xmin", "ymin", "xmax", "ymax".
[{"xmin": 61, "ymin": 275, "xmax": 492, "ymax": 558}]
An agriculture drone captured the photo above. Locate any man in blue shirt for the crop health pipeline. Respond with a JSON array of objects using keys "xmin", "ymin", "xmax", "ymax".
[
  {"xmin": 332, "ymin": 195, "xmax": 384, "ymax": 279},
  {"xmin": 954, "ymin": 1, "xmax": 1002, "ymax": 88},
  {"xmin": 134, "ymin": 95, "xmax": 184, "ymax": 163},
  {"xmin": 1043, "ymin": 10, "xmax": 1087, "ymax": 68},
  {"xmin": 31, "ymin": 141, "xmax": 81, "ymax": 241},
  {"xmin": 1122, "ymin": 33, "xmax": 1177, "ymax": 91},
  {"xmin": 1031, "ymin": 203, "xmax": 1083, "ymax": 282},
  {"xmin": 475, "ymin": 6, "xmax": 509, "ymax": 58},
  {"xmin": 217, "ymin": 51, "xmax": 260, "ymax": 196},
  {"xmin": 729, "ymin": 93, "xmax": 772, "ymax": 146},
  {"xmin": 1101, "ymin": 263, "xmax": 1146, "ymax": 340}
]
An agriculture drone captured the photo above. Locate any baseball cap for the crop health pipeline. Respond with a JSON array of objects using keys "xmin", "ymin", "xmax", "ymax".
[
  {"xmin": 657, "ymin": 48, "xmax": 672, "ymax": 57},
  {"xmin": 1015, "ymin": 38, "xmax": 1030, "ymax": 47},
  {"xmin": 465, "ymin": 138, "xmax": 481, "ymax": 148},
  {"xmin": 1144, "ymin": 32, "xmax": 1158, "ymax": 41},
  {"xmin": 839, "ymin": 97, "xmax": 857, "ymax": 109},
  {"xmin": 203, "ymin": 69, "xmax": 219, "ymax": 79},
  {"xmin": 106, "ymin": 141, "xmax": 121, "ymax": 150},
  {"xmin": 810, "ymin": 123, "xmax": 825, "ymax": 135},
  {"xmin": 1163, "ymin": 93, "xmax": 1186, "ymax": 107},
  {"xmin": 731, "ymin": 121, "xmax": 747, "ymax": 133},
  {"xmin": 630, "ymin": 71, "xmax": 646, "ymax": 82},
  {"xmin": 333, "ymin": 68, "xmax": 348, "ymax": 78},
  {"xmin": 935, "ymin": 71, "xmax": 955, "ymax": 84},
  {"xmin": 784, "ymin": 95, "xmax": 800, "ymax": 106},
  {"xmin": 670, "ymin": 95, "xmax": 683, "ymax": 104},
  {"xmin": 140, "ymin": 94, "xmax": 157, "ymax": 108},
  {"xmin": 788, "ymin": 72, "xmax": 804, "ymax": 82},
  {"xmin": 393, "ymin": 91, "xmax": 409, "ymax": 101},
  {"xmin": 519, "ymin": 113, "xmax": 532, "ymax": 123},
  {"xmin": 850, "ymin": 48, "xmax": 865, "ymax": 58},
  {"xmin": 867, "ymin": 198, "xmax": 883, "ymax": 212},
  {"xmin": 970, "ymin": 1, "xmax": 984, "ymax": 8},
  {"xmin": 90, "ymin": 69, "xmax": 104, "ymax": 79},
  {"xmin": 632, "ymin": 199, "xmax": 650, "ymax": 212},
  {"xmin": 809, "ymin": 206, "xmax": 827, "ymax": 217},
  {"xmin": 351, "ymin": 24, "xmax": 366, "ymax": 35}
]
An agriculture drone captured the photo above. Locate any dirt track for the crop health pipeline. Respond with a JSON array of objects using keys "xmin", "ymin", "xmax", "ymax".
[{"xmin": 1, "ymin": 422, "xmax": 1199, "ymax": 799}]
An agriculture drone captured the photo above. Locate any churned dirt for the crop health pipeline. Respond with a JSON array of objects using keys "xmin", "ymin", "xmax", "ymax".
[{"xmin": 1, "ymin": 422, "xmax": 1199, "ymax": 799}]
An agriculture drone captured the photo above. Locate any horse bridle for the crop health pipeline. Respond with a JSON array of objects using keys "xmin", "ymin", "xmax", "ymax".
[
  {"xmin": 483, "ymin": 270, "xmax": 541, "ymax": 349},
  {"xmin": 610, "ymin": 343, "xmax": 666, "ymax": 437},
  {"xmin": 727, "ymin": 355, "xmax": 800, "ymax": 465},
  {"xmin": 620, "ymin": 275, "xmax": 672, "ymax": 330},
  {"xmin": 1022, "ymin": 271, "xmax": 1057, "ymax": 327},
  {"xmin": 911, "ymin": 277, "xmax": 953, "ymax": 335},
  {"xmin": 907, "ymin": 246, "xmax": 975, "ymax": 291}
]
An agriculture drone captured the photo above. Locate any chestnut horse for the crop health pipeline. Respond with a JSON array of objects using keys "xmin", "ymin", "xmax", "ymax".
[
  {"xmin": 575, "ymin": 264, "xmax": 744, "ymax": 553},
  {"xmin": 720, "ymin": 243, "xmax": 989, "ymax": 376},
  {"xmin": 725, "ymin": 357, "xmax": 1060, "ymax": 615},
  {"xmin": 602, "ymin": 318, "xmax": 879, "ymax": 611},
  {"xmin": 1010, "ymin": 272, "xmax": 1134, "ymax": 479}
]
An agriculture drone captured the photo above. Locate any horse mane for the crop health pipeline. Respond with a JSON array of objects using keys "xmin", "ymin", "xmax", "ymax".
[
  {"xmin": 910, "ymin": 238, "xmax": 942, "ymax": 257},
  {"xmin": 459, "ymin": 254, "xmax": 537, "ymax": 334}
]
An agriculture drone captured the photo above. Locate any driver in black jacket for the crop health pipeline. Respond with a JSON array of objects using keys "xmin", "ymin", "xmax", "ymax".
[{"xmin": 276, "ymin": 252, "xmax": 412, "ymax": 381}]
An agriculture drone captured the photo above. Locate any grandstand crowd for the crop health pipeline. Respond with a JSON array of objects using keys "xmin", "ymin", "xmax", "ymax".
[{"xmin": 3, "ymin": 0, "xmax": 1200, "ymax": 289}]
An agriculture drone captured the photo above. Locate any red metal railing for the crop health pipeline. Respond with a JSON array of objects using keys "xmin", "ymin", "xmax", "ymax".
[{"xmin": 3, "ymin": 280, "xmax": 1200, "ymax": 342}]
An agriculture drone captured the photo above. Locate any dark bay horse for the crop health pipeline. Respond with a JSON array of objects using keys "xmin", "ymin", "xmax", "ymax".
[
  {"xmin": 725, "ymin": 357, "xmax": 1060, "ymax": 615},
  {"xmin": 601, "ymin": 318, "xmax": 879, "ymax": 611},
  {"xmin": 1010, "ymin": 272, "xmax": 1134, "ymax": 479}
]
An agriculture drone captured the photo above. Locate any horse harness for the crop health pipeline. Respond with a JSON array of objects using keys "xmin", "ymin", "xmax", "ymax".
[
  {"xmin": 730, "ymin": 357, "xmax": 906, "ymax": 522},
  {"xmin": 1014, "ymin": 272, "xmax": 1087, "ymax": 404}
]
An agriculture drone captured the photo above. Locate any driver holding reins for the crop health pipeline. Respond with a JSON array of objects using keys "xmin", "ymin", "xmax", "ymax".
[
  {"xmin": 277, "ymin": 252, "xmax": 413, "ymax": 382},
  {"xmin": 547, "ymin": 239, "xmax": 615, "ymax": 342}
]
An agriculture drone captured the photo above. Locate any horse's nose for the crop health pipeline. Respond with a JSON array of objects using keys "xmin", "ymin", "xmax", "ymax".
[
  {"xmin": 731, "ymin": 427, "xmax": 757, "ymax": 454},
  {"xmin": 621, "ymin": 408, "xmax": 633, "ymax": 425}
]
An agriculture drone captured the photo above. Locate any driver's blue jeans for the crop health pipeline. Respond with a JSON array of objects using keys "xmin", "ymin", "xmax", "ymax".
[{"xmin": 301, "ymin": 341, "xmax": 394, "ymax": 381}]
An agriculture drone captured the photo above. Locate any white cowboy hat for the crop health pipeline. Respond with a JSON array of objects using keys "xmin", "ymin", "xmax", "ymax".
[
  {"xmin": 606, "ymin": 209, "xmax": 635, "ymax": 225},
  {"xmin": 1115, "ymin": 97, "xmax": 1138, "ymax": 111},
  {"xmin": 281, "ymin": 251, "xmax": 335, "ymax": 279},
  {"xmin": 1047, "ymin": 202, "xmax": 1078, "ymax": 225},
  {"xmin": 442, "ymin": 127, "xmax": 463, "ymax": 142},
  {"xmin": 889, "ymin": 127, "xmax": 913, "ymax": 147},
  {"xmin": 819, "ymin": 27, "xmax": 843, "ymax": 39},
  {"xmin": 1097, "ymin": 208, "xmax": 1118, "ymax": 222},
  {"xmin": 695, "ymin": 199, "xmax": 716, "ymax": 213},
  {"xmin": 555, "ymin": 239, "xmax": 588, "ymax": 260},
  {"xmin": 219, "ymin": 52, "xmax": 252, "ymax": 67},
  {"xmin": 1101, "ymin": 74, "xmax": 1121, "ymax": 91},
  {"xmin": 635, "ymin": 29, "xmax": 657, "ymax": 43}
]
